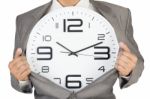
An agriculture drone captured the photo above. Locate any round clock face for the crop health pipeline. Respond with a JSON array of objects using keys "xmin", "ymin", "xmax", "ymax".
[{"xmin": 26, "ymin": 7, "xmax": 119, "ymax": 92}]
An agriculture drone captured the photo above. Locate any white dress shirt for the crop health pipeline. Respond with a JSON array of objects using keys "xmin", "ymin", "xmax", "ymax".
[{"xmin": 48, "ymin": 0, "xmax": 94, "ymax": 12}]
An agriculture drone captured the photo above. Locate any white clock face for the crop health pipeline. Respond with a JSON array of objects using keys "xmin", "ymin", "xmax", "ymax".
[{"xmin": 26, "ymin": 7, "xmax": 119, "ymax": 92}]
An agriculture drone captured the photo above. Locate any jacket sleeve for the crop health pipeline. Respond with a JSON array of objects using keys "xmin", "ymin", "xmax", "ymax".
[
  {"xmin": 10, "ymin": 16, "xmax": 33, "ymax": 93},
  {"xmin": 119, "ymin": 9, "xmax": 144, "ymax": 89}
]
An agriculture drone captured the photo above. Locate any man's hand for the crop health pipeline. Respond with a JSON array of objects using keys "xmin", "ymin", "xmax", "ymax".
[
  {"xmin": 115, "ymin": 42, "xmax": 138, "ymax": 76},
  {"xmin": 9, "ymin": 48, "xmax": 31, "ymax": 81}
]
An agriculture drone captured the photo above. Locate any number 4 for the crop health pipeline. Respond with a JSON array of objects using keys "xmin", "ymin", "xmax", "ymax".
[{"xmin": 98, "ymin": 66, "xmax": 105, "ymax": 72}]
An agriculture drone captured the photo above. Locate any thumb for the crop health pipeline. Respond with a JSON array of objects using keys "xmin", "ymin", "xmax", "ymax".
[
  {"xmin": 119, "ymin": 42, "xmax": 130, "ymax": 52},
  {"xmin": 15, "ymin": 48, "xmax": 22, "ymax": 58}
]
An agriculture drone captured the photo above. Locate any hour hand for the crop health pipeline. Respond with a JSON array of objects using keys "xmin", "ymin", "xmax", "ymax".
[{"xmin": 56, "ymin": 42, "xmax": 78, "ymax": 56}]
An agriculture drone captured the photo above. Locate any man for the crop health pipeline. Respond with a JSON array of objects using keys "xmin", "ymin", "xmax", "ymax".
[{"xmin": 9, "ymin": 0, "xmax": 144, "ymax": 99}]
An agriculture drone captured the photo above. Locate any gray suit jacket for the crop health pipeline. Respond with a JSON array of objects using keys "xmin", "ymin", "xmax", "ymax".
[{"xmin": 11, "ymin": 0, "xmax": 144, "ymax": 99}]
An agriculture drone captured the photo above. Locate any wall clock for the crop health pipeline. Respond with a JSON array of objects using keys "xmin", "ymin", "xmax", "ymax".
[{"xmin": 26, "ymin": 7, "xmax": 119, "ymax": 92}]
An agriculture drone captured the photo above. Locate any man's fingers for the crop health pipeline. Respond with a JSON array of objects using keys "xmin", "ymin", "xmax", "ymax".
[
  {"xmin": 119, "ymin": 42, "xmax": 130, "ymax": 52},
  {"xmin": 17, "ymin": 64, "xmax": 29, "ymax": 75},
  {"xmin": 116, "ymin": 59, "xmax": 128, "ymax": 70},
  {"xmin": 20, "ymin": 69, "xmax": 31, "ymax": 80},
  {"xmin": 122, "ymin": 51, "xmax": 137, "ymax": 62},
  {"xmin": 116, "ymin": 65, "xmax": 125, "ymax": 76},
  {"xmin": 9, "ymin": 56, "xmax": 26, "ymax": 70},
  {"xmin": 15, "ymin": 48, "xmax": 22, "ymax": 58},
  {"xmin": 13, "ymin": 64, "xmax": 30, "ymax": 80}
]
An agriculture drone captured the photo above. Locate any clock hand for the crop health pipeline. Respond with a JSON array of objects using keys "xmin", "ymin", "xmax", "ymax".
[
  {"xmin": 69, "ymin": 42, "xmax": 103, "ymax": 56},
  {"xmin": 56, "ymin": 42, "xmax": 78, "ymax": 56},
  {"xmin": 60, "ymin": 51, "xmax": 94, "ymax": 57}
]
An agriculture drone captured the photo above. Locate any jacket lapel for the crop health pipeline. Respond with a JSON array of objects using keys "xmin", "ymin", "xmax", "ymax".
[{"xmin": 31, "ymin": 1, "xmax": 53, "ymax": 20}]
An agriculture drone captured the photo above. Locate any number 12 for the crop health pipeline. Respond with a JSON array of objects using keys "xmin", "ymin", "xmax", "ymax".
[{"xmin": 63, "ymin": 19, "xmax": 83, "ymax": 32}]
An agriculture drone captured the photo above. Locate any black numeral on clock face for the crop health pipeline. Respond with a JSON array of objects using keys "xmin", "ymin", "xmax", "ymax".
[
  {"xmin": 54, "ymin": 75, "xmax": 95, "ymax": 89},
  {"xmin": 98, "ymin": 34, "xmax": 105, "ymax": 41},
  {"xmin": 66, "ymin": 75, "xmax": 82, "ymax": 89},
  {"xmin": 98, "ymin": 66, "xmax": 105, "ymax": 72},
  {"xmin": 94, "ymin": 46, "xmax": 110, "ymax": 60},
  {"xmin": 63, "ymin": 19, "xmax": 83, "ymax": 32},
  {"xmin": 37, "ymin": 47, "xmax": 53, "ymax": 60},
  {"xmin": 86, "ymin": 78, "xmax": 93, "ymax": 84},
  {"xmin": 54, "ymin": 78, "xmax": 61, "ymax": 84},
  {"xmin": 43, "ymin": 35, "xmax": 52, "ymax": 42},
  {"xmin": 42, "ymin": 66, "xmax": 49, "ymax": 73}
]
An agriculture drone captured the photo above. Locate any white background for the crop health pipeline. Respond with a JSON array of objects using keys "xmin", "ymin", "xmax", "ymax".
[{"xmin": 0, "ymin": 0, "xmax": 149, "ymax": 99}]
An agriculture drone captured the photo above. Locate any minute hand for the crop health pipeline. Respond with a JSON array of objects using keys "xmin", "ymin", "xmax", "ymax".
[{"xmin": 69, "ymin": 42, "xmax": 103, "ymax": 56}]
